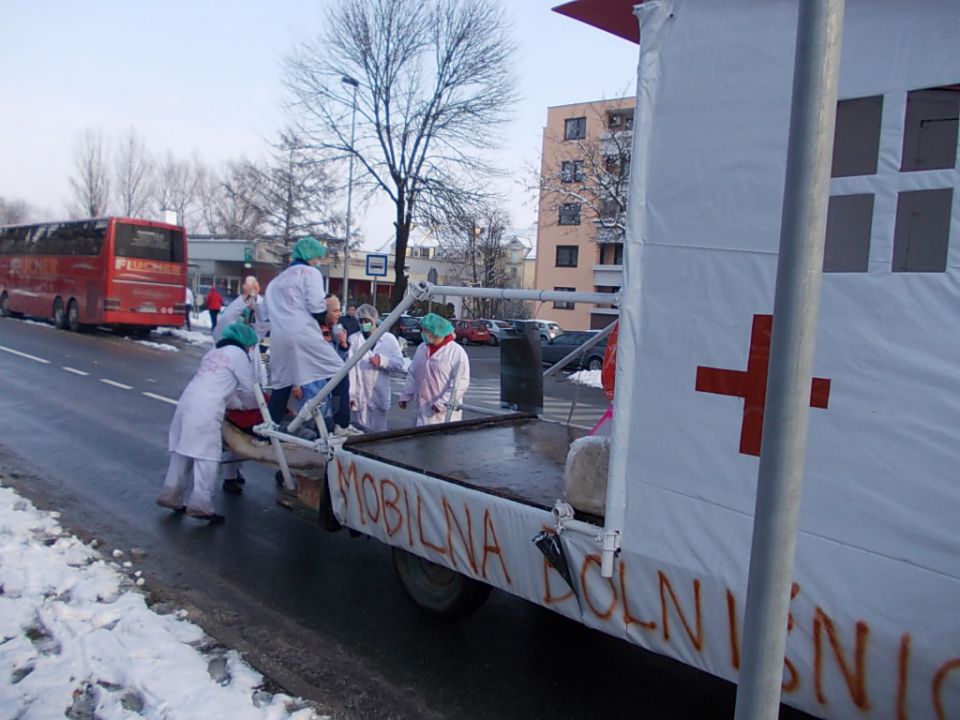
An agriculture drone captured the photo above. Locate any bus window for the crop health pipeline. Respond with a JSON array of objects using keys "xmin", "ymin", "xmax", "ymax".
[{"xmin": 114, "ymin": 223, "xmax": 184, "ymax": 262}]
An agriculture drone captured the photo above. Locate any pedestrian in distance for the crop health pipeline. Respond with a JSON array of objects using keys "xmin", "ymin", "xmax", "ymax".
[
  {"xmin": 341, "ymin": 303, "xmax": 361, "ymax": 337},
  {"xmin": 184, "ymin": 285, "xmax": 194, "ymax": 331},
  {"xmin": 399, "ymin": 313, "xmax": 470, "ymax": 426},
  {"xmin": 213, "ymin": 275, "xmax": 269, "ymax": 495},
  {"xmin": 348, "ymin": 304, "xmax": 406, "ymax": 432},
  {"xmin": 261, "ymin": 236, "xmax": 344, "ymax": 425},
  {"xmin": 205, "ymin": 285, "xmax": 223, "ymax": 329},
  {"xmin": 156, "ymin": 322, "xmax": 261, "ymax": 523}
]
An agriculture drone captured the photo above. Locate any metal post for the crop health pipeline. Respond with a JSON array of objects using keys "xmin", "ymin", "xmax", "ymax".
[
  {"xmin": 341, "ymin": 75, "xmax": 359, "ymax": 304},
  {"xmin": 734, "ymin": 2, "xmax": 844, "ymax": 719}
]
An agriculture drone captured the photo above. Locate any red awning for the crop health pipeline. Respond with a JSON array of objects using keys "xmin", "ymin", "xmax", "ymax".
[{"xmin": 552, "ymin": 0, "xmax": 643, "ymax": 44}]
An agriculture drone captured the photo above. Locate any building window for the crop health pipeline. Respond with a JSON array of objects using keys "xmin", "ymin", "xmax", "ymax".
[
  {"xmin": 831, "ymin": 95, "xmax": 883, "ymax": 178},
  {"xmin": 599, "ymin": 242, "xmax": 623, "ymax": 265},
  {"xmin": 555, "ymin": 245, "xmax": 579, "ymax": 267},
  {"xmin": 823, "ymin": 194, "xmax": 874, "ymax": 273},
  {"xmin": 901, "ymin": 87, "xmax": 960, "ymax": 172},
  {"xmin": 564, "ymin": 117, "xmax": 586, "ymax": 141},
  {"xmin": 559, "ymin": 203, "xmax": 581, "ymax": 226},
  {"xmin": 892, "ymin": 188, "xmax": 953, "ymax": 272},
  {"xmin": 561, "ymin": 160, "xmax": 585, "ymax": 183},
  {"xmin": 553, "ymin": 286, "xmax": 575, "ymax": 310}
]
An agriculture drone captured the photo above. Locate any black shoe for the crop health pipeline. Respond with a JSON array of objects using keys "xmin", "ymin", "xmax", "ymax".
[
  {"xmin": 186, "ymin": 510, "xmax": 225, "ymax": 524},
  {"xmin": 235, "ymin": 470, "xmax": 246, "ymax": 485},
  {"xmin": 222, "ymin": 478, "xmax": 243, "ymax": 495}
]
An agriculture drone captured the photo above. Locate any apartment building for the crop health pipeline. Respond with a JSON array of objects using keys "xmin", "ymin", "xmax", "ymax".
[{"xmin": 534, "ymin": 97, "xmax": 634, "ymax": 330}]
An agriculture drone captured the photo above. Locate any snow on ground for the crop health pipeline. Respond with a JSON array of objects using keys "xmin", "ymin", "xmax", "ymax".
[
  {"xmin": 153, "ymin": 327, "xmax": 213, "ymax": 346},
  {"xmin": 188, "ymin": 311, "xmax": 214, "ymax": 330},
  {"xmin": 568, "ymin": 369, "xmax": 603, "ymax": 389},
  {"xmin": 0, "ymin": 481, "xmax": 324, "ymax": 720},
  {"xmin": 134, "ymin": 340, "xmax": 179, "ymax": 352},
  {"xmin": 20, "ymin": 320, "xmax": 53, "ymax": 329}
]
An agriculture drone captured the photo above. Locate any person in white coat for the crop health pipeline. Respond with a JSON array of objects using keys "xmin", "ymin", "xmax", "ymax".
[
  {"xmin": 262, "ymin": 237, "xmax": 344, "ymax": 423},
  {"xmin": 212, "ymin": 276, "xmax": 269, "ymax": 494},
  {"xmin": 398, "ymin": 313, "xmax": 470, "ymax": 426},
  {"xmin": 347, "ymin": 304, "xmax": 406, "ymax": 432},
  {"xmin": 156, "ymin": 323, "xmax": 260, "ymax": 523}
]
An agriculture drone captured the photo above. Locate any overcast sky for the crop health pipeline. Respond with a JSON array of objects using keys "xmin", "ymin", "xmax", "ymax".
[{"xmin": 0, "ymin": 0, "xmax": 637, "ymax": 248}]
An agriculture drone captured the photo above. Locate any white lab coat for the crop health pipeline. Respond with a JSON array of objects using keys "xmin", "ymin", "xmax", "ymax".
[
  {"xmin": 347, "ymin": 330, "xmax": 406, "ymax": 432},
  {"xmin": 212, "ymin": 294, "xmax": 269, "ymax": 342},
  {"xmin": 211, "ymin": 294, "xmax": 269, "ymax": 386},
  {"xmin": 399, "ymin": 339, "xmax": 470, "ymax": 426},
  {"xmin": 167, "ymin": 344, "xmax": 258, "ymax": 461},
  {"xmin": 262, "ymin": 264, "xmax": 343, "ymax": 388}
]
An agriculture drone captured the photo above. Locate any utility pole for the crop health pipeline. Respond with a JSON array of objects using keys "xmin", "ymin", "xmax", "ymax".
[{"xmin": 341, "ymin": 74, "xmax": 359, "ymax": 304}]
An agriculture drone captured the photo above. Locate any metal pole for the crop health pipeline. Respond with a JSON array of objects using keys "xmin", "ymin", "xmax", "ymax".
[
  {"xmin": 734, "ymin": 2, "xmax": 844, "ymax": 719},
  {"xmin": 341, "ymin": 75, "xmax": 359, "ymax": 304},
  {"xmin": 543, "ymin": 320, "xmax": 616, "ymax": 379}
]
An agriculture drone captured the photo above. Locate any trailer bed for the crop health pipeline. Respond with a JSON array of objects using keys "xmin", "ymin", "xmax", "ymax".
[{"xmin": 344, "ymin": 413, "xmax": 591, "ymax": 514}]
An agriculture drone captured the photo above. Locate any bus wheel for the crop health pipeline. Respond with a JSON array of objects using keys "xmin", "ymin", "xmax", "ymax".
[
  {"xmin": 392, "ymin": 547, "xmax": 491, "ymax": 619},
  {"xmin": 53, "ymin": 298, "xmax": 67, "ymax": 329},
  {"xmin": 67, "ymin": 299, "xmax": 84, "ymax": 333},
  {"xmin": 0, "ymin": 292, "xmax": 9, "ymax": 318}
]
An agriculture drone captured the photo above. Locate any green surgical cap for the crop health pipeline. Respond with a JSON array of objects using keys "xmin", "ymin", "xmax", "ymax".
[
  {"xmin": 291, "ymin": 236, "xmax": 327, "ymax": 263},
  {"xmin": 420, "ymin": 313, "xmax": 454, "ymax": 338},
  {"xmin": 221, "ymin": 322, "xmax": 259, "ymax": 347}
]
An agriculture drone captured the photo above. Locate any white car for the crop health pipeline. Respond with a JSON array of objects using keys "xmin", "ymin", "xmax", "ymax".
[
  {"xmin": 510, "ymin": 319, "xmax": 563, "ymax": 343},
  {"xmin": 481, "ymin": 319, "xmax": 516, "ymax": 345}
]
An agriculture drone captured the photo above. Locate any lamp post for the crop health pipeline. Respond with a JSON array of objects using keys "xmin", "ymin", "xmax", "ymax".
[{"xmin": 341, "ymin": 74, "xmax": 359, "ymax": 304}]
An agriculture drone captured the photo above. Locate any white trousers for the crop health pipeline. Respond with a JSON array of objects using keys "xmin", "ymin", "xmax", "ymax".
[
  {"xmin": 158, "ymin": 452, "xmax": 219, "ymax": 515},
  {"xmin": 220, "ymin": 450, "xmax": 243, "ymax": 481},
  {"xmin": 353, "ymin": 406, "xmax": 388, "ymax": 433}
]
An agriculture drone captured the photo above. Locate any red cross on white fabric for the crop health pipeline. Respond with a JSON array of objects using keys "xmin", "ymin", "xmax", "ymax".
[{"xmin": 695, "ymin": 314, "xmax": 831, "ymax": 456}]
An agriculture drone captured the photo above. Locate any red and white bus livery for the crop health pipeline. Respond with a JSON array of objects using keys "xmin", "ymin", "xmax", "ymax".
[{"xmin": 0, "ymin": 217, "xmax": 187, "ymax": 332}]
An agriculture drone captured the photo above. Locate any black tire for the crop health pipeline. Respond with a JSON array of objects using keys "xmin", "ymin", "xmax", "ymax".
[
  {"xmin": 586, "ymin": 356, "xmax": 603, "ymax": 372},
  {"xmin": 488, "ymin": 336, "xmax": 497, "ymax": 346},
  {"xmin": 0, "ymin": 292, "xmax": 9, "ymax": 318},
  {"xmin": 392, "ymin": 547, "xmax": 492, "ymax": 619},
  {"xmin": 53, "ymin": 297, "xmax": 67, "ymax": 329},
  {"xmin": 67, "ymin": 299, "xmax": 83, "ymax": 333},
  {"xmin": 459, "ymin": 335, "xmax": 469, "ymax": 346}
]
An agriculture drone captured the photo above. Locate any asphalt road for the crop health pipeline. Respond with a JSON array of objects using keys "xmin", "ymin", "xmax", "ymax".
[{"xmin": 0, "ymin": 316, "xmax": 814, "ymax": 720}]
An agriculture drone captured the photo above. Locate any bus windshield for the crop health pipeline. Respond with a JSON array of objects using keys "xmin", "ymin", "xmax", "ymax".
[{"xmin": 114, "ymin": 222, "xmax": 184, "ymax": 262}]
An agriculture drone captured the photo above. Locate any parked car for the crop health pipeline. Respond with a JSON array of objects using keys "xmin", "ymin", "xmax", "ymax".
[
  {"xmin": 481, "ymin": 319, "xmax": 516, "ymax": 345},
  {"xmin": 454, "ymin": 319, "xmax": 492, "ymax": 345},
  {"xmin": 392, "ymin": 315, "xmax": 422, "ymax": 344},
  {"xmin": 540, "ymin": 330, "xmax": 608, "ymax": 371},
  {"xmin": 510, "ymin": 319, "xmax": 563, "ymax": 343}
]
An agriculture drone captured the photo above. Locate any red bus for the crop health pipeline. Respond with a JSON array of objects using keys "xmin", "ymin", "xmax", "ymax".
[{"xmin": 0, "ymin": 217, "xmax": 188, "ymax": 333}]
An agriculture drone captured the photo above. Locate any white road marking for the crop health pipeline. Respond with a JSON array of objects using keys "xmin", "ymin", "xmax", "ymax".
[
  {"xmin": 62, "ymin": 366, "xmax": 90, "ymax": 376},
  {"xmin": 99, "ymin": 378, "xmax": 133, "ymax": 390},
  {"xmin": 0, "ymin": 344, "xmax": 50, "ymax": 364},
  {"xmin": 142, "ymin": 392, "xmax": 177, "ymax": 405}
]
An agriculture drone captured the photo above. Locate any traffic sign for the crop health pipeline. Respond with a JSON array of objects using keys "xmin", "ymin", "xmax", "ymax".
[{"xmin": 366, "ymin": 253, "xmax": 388, "ymax": 276}]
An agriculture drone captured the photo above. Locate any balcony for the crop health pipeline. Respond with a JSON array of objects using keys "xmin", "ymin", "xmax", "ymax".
[{"xmin": 594, "ymin": 264, "xmax": 623, "ymax": 288}]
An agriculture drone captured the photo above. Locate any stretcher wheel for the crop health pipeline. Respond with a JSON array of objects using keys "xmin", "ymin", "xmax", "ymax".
[{"xmin": 392, "ymin": 547, "xmax": 491, "ymax": 619}]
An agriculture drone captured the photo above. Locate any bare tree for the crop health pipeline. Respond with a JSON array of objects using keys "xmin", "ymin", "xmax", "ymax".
[
  {"xmin": 537, "ymin": 100, "xmax": 633, "ymax": 244},
  {"xmin": 69, "ymin": 128, "xmax": 111, "ymax": 217},
  {"xmin": 114, "ymin": 128, "xmax": 153, "ymax": 217},
  {"xmin": 436, "ymin": 205, "xmax": 512, "ymax": 318},
  {"xmin": 153, "ymin": 151, "xmax": 202, "ymax": 227},
  {"xmin": 198, "ymin": 161, "xmax": 267, "ymax": 238},
  {"xmin": 0, "ymin": 197, "xmax": 34, "ymax": 225},
  {"xmin": 284, "ymin": 0, "xmax": 517, "ymax": 305},
  {"xmin": 245, "ymin": 130, "xmax": 340, "ymax": 245}
]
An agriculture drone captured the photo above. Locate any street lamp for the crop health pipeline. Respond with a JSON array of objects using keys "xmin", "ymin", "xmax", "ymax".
[{"xmin": 341, "ymin": 74, "xmax": 359, "ymax": 304}]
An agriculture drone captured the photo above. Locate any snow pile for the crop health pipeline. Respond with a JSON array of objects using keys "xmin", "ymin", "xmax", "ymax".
[
  {"xmin": 0, "ymin": 482, "xmax": 324, "ymax": 720},
  {"xmin": 153, "ymin": 327, "xmax": 213, "ymax": 346},
  {"xmin": 134, "ymin": 340, "xmax": 179, "ymax": 352},
  {"xmin": 21, "ymin": 320, "xmax": 53, "ymax": 329},
  {"xmin": 568, "ymin": 369, "xmax": 603, "ymax": 389},
  {"xmin": 189, "ymin": 311, "xmax": 214, "ymax": 330}
]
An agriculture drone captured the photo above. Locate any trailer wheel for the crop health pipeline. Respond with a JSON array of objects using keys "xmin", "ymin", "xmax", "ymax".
[
  {"xmin": 586, "ymin": 356, "xmax": 603, "ymax": 372},
  {"xmin": 53, "ymin": 297, "xmax": 67, "ymax": 329},
  {"xmin": 0, "ymin": 292, "xmax": 9, "ymax": 318},
  {"xmin": 67, "ymin": 299, "xmax": 84, "ymax": 333},
  {"xmin": 392, "ymin": 547, "xmax": 491, "ymax": 619}
]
